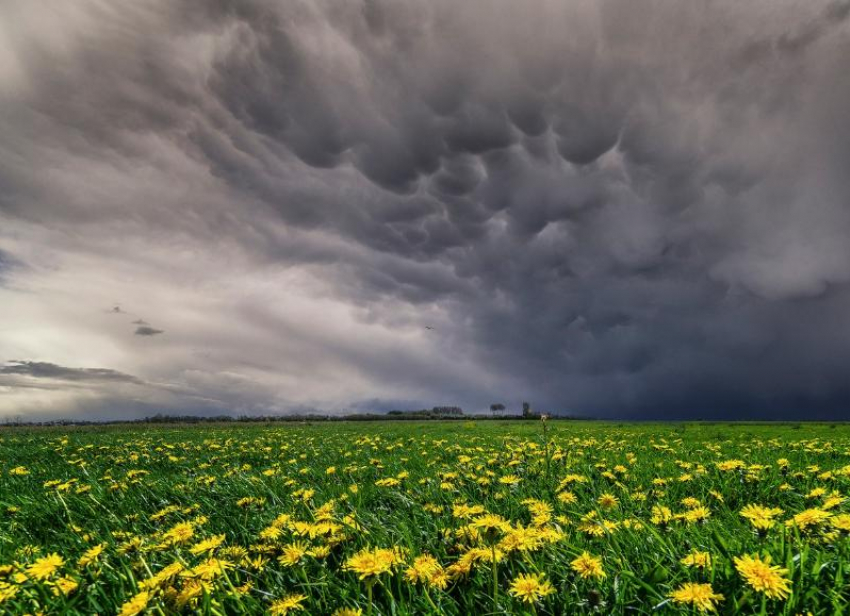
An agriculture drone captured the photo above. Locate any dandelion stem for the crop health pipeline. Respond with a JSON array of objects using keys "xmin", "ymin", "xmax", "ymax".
[{"xmin": 491, "ymin": 543, "xmax": 498, "ymax": 608}]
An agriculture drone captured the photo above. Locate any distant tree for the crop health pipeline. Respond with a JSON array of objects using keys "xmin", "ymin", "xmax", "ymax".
[
  {"xmin": 490, "ymin": 403, "xmax": 505, "ymax": 417},
  {"xmin": 522, "ymin": 402, "xmax": 532, "ymax": 418},
  {"xmin": 432, "ymin": 406, "xmax": 464, "ymax": 416}
]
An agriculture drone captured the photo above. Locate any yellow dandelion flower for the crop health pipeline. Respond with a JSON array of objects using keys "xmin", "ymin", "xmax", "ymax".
[
  {"xmin": 786, "ymin": 508, "xmax": 831, "ymax": 531},
  {"xmin": 570, "ymin": 551, "xmax": 605, "ymax": 580},
  {"xmin": 471, "ymin": 514, "xmax": 511, "ymax": 541},
  {"xmin": 269, "ymin": 593, "xmax": 307, "ymax": 615},
  {"xmin": 557, "ymin": 491, "xmax": 577, "ymax": 504},
  {"xmin": 26, "ymin": 553, "xmax": 63, "ymax": 580},
  {"xmin": 278, "ymin": 542, "xmax": 310, "ymax": 567},
  {"xmin": 681, "ymin": 506, "xmax": 711, "ymax": 524},
  {"xmin": 78, "ymin": 543, "xmax": 106, "ymax": 567},
  {"xmin": 0, "ymin": 581, "xmax": 20, "ymax": 604},
  {"xmin": 734, "ymin": 554, "xmax": 792, "ymax": 600},
  {"xmin": 508, "ymin": 572, "xmax": 555, "ymax": 604},
  {"xmin": 118, "ymin": 590, "xmax": 151, "ymax": 616},
  {"xmin": 651, "ymin": 506, "xmax": 674, "ymax": 526},
  {"xmin": 188, "ymin": 558, "xmax": 233, "ymax": 581},
  {"xmin": 597, "ymin": 493, "xmax": 619, "ymax": 509},
  {"xmin": 162, "ymin": 521, "xmax": 194, "ymax": 545},
  {"xmin": 831, "ymin": 514, "xmax": 850, "ymax": 532},
  {"xmin": 404, "ymin": 554, "xmax": 443, "ymax": 585},
  {"xmin": 344, "ymin": 547, "xmax": 399, "ymax": 580},
  {"xmin": 669, "ymin": 582, "xmax": 724, "ymax": 613},
  {"xmin": 189, "ymin": 534, "xmax": 225, "ymax": 556},
  {"xmin": 681, "ymin": 550, "xmax": 712, "ymax": 570},
  {"xmin": 740, "ymin": 504, "xmax": 783, "ymax": 531},
  {"xmin": 51, "ymin": 576, "xmax": 79, "ymax": 596}
]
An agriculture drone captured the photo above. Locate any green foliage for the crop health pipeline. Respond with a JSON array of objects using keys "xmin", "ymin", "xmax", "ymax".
[{"xmin": 0, "ymin": 421, "xmax": 849, "ymax": 614}]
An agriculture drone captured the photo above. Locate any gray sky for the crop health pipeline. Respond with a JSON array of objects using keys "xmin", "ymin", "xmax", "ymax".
[{"xmin": 2, "ymin": 0, "xmax": 850, "ymax": 420}]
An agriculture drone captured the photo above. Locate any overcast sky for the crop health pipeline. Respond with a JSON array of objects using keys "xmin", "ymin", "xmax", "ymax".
[{"xmin": 2, "ymin": 1, "xmax": 850, "ymax": 421}]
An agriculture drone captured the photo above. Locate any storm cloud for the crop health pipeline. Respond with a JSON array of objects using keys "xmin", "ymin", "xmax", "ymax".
[
  {"xmin": 134, "ymin": 325, "xmax": 164, "ymax": 337},
  {"xmin": 0, "ymin": 361, "xmax": 142, "ymax": 384},
  {"xmin": 1, "ymin": 0, "xmax": 850, "ymax": 420}
]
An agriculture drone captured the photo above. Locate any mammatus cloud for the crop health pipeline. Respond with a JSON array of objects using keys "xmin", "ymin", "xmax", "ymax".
[{"xmin": 1, "ymin": 1, "xmax": 850, "ymax": 420}]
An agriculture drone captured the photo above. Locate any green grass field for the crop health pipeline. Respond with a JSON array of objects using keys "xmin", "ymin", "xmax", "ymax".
[{"xmin": 2, "ymin": 420, "xmax": 850, "ymax": 615}]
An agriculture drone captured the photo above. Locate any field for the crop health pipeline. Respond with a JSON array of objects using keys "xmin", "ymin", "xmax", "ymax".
[{"xmin": 2, "ymin": 421, "xmax": 850, "ymax": 615}]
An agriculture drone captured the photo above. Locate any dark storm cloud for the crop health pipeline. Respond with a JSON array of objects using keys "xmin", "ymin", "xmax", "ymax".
[
  {"xmin": 0, "ymin": 361, "xmax": 142, "ymax": 384},
  {"xmin": 2, "ymin": 0, "xmax": 850, "ymax": 419}
]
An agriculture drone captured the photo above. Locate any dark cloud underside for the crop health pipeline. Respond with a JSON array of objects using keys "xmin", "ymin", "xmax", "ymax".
[{"xmin": 0, "ymin": 361, "xmax": 142, "ymax": 384}]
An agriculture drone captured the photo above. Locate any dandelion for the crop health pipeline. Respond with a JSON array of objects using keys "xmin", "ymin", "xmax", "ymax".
[
  {"xmin": 278, "ymin": 541, "xmax": 310, "ymax": 567},
  {"xmin": 571, "ymin": 551, "xmax": 606, "ymax": 580},
  {"xmin": 508, "ymin": 572, "xmax": 555, "ymax": 604},
  {"xmin": 831, "ymin": 514, "xmax": 850, "ymax": 532},
  {"xmin": 0, "ymin": 582, "xmax": 19, "ymax": 604},
  {"xmin": 472, "ymin": 514, "xmax": 511, "ymax": 537},
  {"xmin": 471, "ymin": 513, "xmax": 511, "ymax": 604},
  {"xmin": 118, "ymin": 590, "xmax": 151, "ymax": 616},
  {"xmin": 189, "ymin": 534, "xmax": 225, "ymax": 556},
  {"xmin": 26, "ymin": 553, "xmax": 63, "ymax": 580},
  {"xmin": 669, "ymin": 582, "xmax": 724, "ymax": 613},
  {"xmin": 651, "ymin": 505, "xmax": 674, "ymax": 526},
  {"xmin": 78, "ymin": 543, "xmax": 106, "ymax": 567},
  {"xmin": 597, "ymin": 493, "xmax": 619, "ymax": 509},
  {"xmin": 269, "ymin": 593, "xmax": 307, "ymax": 615},
  {"xmin": 345, "ymin": 548, "xmax": 401, "ymax": 616},
  {"xmin": 740, "ymin": 504, "xmax": 783, "ymax": 531},
  {"xmin": 557, "ymin": 491, "xmax": 577, "ymax": 504},
  {"xmin": 175, "ymin": 580, "xmax": 206, "ymax": 608},
  {"xmin": 708, "ymin": 490, "xmax": 724, "ymax": 503},
  {"xmin": 681, "ymin": 550, "xmax": 712, "ymax": 570},
  {"xmin": 681, "ymin": 506, "xmax": 711, "ymax": 524},
  {"xmin": 734, "ymin": 554, "xmax": 792, "ymax": 600},
  {"xmin": 189, "ymin": 558, "xmax": 233, "ymax": 581},
  {"xmin": 51, "ymin": 576, "xmax": 79, "ymax": 596},
  {"xmin": 786, "ymin": 508, "xmax": 831, "ymax": 532},
  {"xmin": 344, "ymin": 547, "xmax": 399, "ymax": 580},
  {"xmin": 162, "ymin": 521, "xmax": 194, "ymax": 545},
  {"xmin": 140, "ymin": 562, "xmax": 184, "ymax": 591},
  {"xmin": 404, "ymin": 554, "xmax": 443, "ymax": 585}
]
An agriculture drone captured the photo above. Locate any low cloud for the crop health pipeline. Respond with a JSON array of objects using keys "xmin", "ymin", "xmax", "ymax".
[
  {"xmin": 0, "ymin": 360, "xmax": 142, "ymax": 384},
  {"xmin": 134, "ymin": 325, "xmax": 164, "ymax": 337}
]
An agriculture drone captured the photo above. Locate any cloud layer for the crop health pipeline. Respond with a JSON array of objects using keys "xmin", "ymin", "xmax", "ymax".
[{"xmin": 2, "ymin": 0, "xmax": 850, "ymax": 420}]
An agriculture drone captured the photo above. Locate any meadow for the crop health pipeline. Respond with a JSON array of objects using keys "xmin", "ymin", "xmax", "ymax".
[{"xmin": 2, "ymin": 420, "xmax": 850, "ymax": 615}]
